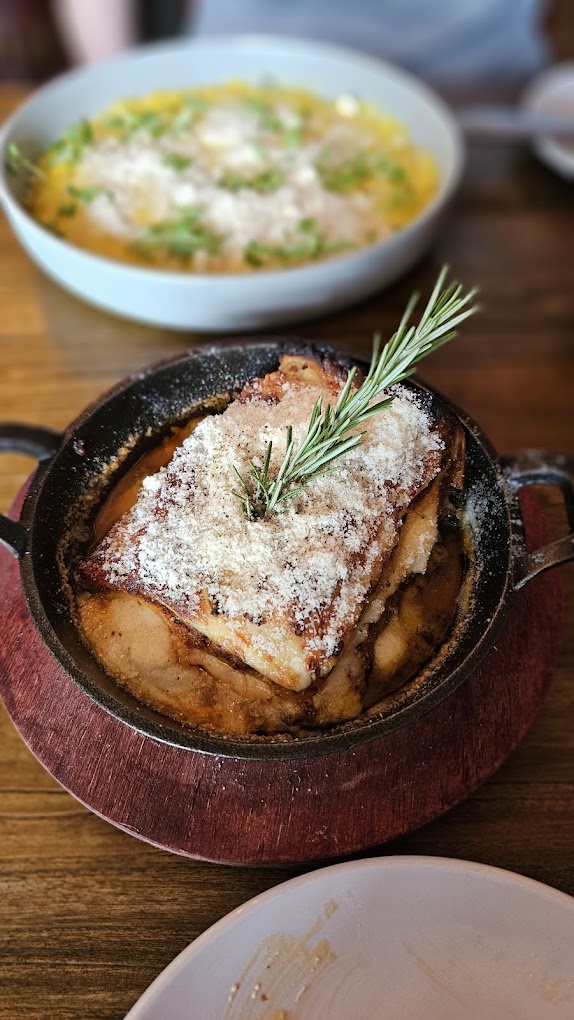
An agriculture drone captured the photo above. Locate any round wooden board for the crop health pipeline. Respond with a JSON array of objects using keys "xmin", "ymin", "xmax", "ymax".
[{"xmin": 0, "ymin": 486, "xmax": 564, "ymax": 866}]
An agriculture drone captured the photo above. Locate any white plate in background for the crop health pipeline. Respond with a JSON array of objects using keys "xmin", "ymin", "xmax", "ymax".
[
  {"xmin": 125, "ymin": 855, "xmax": 574, "ymax": 1019},
  {"xmin": 523, "ymin": 62, "xmax": 574, "ymax": 179}
]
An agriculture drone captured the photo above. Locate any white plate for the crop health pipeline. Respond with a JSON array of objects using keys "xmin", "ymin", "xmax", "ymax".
[
  {"xmin": 522, "ymin": 62, "xmax": 574, "ymax": 179},
  {"xmin": 0, "ymin": 35, "xmax": 462, "ymax": 332},
  {"xmin": 125, "ymin": 856, "xmax": 574, "ymax": 1019}
]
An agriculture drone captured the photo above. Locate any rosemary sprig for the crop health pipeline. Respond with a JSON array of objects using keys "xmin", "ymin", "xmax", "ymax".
[{"xmin": 233, "ymin": 267, "xmax": 478, "ymax": 520}]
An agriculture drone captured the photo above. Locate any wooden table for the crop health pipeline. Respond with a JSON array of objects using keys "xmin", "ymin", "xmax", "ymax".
[{"xmin": 1, "ymin": 82, "xmax": 573, "ymax": 1019}]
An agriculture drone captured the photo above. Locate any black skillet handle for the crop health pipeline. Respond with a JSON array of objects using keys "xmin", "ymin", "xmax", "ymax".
[
  {"xmin": 0, "ymin": 424, "xmax": 62, "ymax": 557},
  {"xmin": 500, "ymin": 450, "xmax": 574, "ymax": 591}
]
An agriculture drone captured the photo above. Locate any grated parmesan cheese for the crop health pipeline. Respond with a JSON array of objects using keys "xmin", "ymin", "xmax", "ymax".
[
  {"xmin": 28, "ymin": 84, "xmax": 438, "ymax": 273},
  {"xmin": 93, "ymin": 374, "xmax": 444, "ymax": 668},
  {"xmin": 78, "ymin": 105, "xmax": 378, "ymax": 256}
]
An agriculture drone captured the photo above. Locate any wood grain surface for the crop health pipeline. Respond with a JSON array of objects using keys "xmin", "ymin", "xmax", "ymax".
[{"xmin": 1, "ymin": 61, "xmax": 574, "ymax": 1020}]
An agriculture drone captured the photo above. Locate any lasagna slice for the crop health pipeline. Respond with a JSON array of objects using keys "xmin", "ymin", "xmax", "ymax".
[{"xmin": 77, "ymin": 350, "xmax": 464, "ymax": 730}]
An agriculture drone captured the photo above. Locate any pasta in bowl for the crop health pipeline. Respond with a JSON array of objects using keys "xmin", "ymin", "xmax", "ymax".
[
  {"xmin": 24, "ymin": 82, "xmax": 437, "ymax": 274},
  {"xmin": 0, "ymin": 35, "xmax": 462, "ymax": 329}
]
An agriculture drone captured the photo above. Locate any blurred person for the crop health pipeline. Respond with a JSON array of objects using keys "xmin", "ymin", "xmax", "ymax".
[
  {"xmin": 192, "ymin": 0, "xmax": 550, "ymax": 85},
  {"xmin": 51, "ymin": 0, "xmax": 136, "ymax": 66},
  {"xmin": 52, "ymin": 0, "xmax": 186, "ymax": 65},
  {"xmin": 52, "ymin": 0, "xmax": 550, "ymax": 86}
]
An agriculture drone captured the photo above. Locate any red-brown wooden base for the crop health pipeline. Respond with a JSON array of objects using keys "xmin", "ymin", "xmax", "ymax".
[{"xmin": 0, "ymin": 487, "xmax": 563, "ymax": 866}]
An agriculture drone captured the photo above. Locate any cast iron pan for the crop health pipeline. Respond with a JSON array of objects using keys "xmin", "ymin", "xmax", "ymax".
[{"xmin": 0, "ymin": 341, "xmax": 573, "ymax": 761}]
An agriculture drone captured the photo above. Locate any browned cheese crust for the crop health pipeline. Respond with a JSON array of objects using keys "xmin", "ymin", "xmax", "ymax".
[{"xmin": 75, "ymin": 352, "xmax": 466, "ymax": 736}]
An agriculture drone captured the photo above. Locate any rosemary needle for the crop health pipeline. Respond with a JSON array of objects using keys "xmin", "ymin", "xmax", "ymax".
[{"xmin": 233, "ymin": 267, "xmax": 478, "ymax": 520}]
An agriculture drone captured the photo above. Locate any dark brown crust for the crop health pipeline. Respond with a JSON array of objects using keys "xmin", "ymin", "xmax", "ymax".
[{"xmin": 239, "ymin": 349, "xmax": 351, "ymax": 403}]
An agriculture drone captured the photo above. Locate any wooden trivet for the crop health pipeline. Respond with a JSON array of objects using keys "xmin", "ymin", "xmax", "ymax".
[{"xmin": 0, "ymin": 487, "xmax": 563, "ymax": 865}]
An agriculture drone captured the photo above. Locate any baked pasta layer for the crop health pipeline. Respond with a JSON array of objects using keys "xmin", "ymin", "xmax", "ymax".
[{"xmin": 78, "ymin": 352, "xmax": 464, "ymax": 719}]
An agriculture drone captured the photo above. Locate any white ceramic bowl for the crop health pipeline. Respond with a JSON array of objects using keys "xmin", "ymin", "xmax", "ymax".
[{"xmin": 0, "ymin": 35, "xmax": 463, "ymax": 332}]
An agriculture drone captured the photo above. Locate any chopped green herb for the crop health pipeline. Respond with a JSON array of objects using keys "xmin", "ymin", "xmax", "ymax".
[
  {"xmin": 244, "ymin": 243, "xmax": 264, "ymax": 267},
  {"xmin": 102, "ymin": 115, "xmax": 126, "ymax": 130},
  {"xmin": 217, "ymin": 171, "xmax": 243, "ymax": 192},
  {"xmin": 317, "ymin": 149, "xmax": 407, "ymax": 192},
  {"xmin": 135, "ymin": 110, "xmax": 166, "ymax": 138},
  {"xmin": 170, "ymin": 95, "xmax": 210, "ymax": 134},
  {"xmin": 103, "ymin": 107, "xmax": 167, "ymax": 139},
  {"xmin": 105, "ymin": 96, "xmax": 209, "ymax": 138},
  {"xmin": 5, "ymin": 142, "xmax": 43, "ymax": 180},
  {"xmin": 178, "ymin": 204, "xmax": 202, "ymax": 216},
  {"xmin": 282, "ymin": 125, "xmax": 303, "ymax": 149},
  {"xmin": 133, "ymin": 208, "xmax": 221, "ymax": 261},
  {"xmin": 171, "ymin": 108, "xmax": 193, "ymax": 134},
  {"xmin": 244, "ymin": 217, "xmax": 355, "ymax": 268},
  {"xmin": 241, "ymin": 96, "xmax": 307, "ymax": 148},
  {"xmin": 375, "ymin": 157, "xmax": 407, "ymax": 183},
  {"xmin": 67, "ymin": 184, "xmax": 103, "ymax": 203},
  {"xmin": 250, "ymin": 141, "xmax": 269, "ymax": 162},
  {"xmin": 56, "ymin": 183, "xmax": 102, "ymax": 217},
  {"xmin": 162, "ymin": 153, "xmax": 192, "ymax": 171},
  {"xmin": 316, "ymin": 150, "xmax": 372, "ymax": 191},
  {"xmin": 47, "ymin": 120, "xmax": 93, "ymax": 166},
  {"xmin": 218, "ymin": 167, "xmax": 284, "ymax": 194},
  {"xmin": 241, "ymin": 96, "xmax": 283, "ymax": 134}
]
